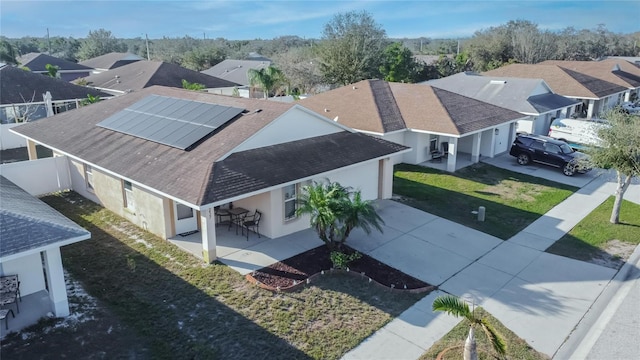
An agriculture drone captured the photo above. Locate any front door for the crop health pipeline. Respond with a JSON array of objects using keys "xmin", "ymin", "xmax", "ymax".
[{"xmin": 174, "ymin": 202, "xmax": 198, "ymax": 235}]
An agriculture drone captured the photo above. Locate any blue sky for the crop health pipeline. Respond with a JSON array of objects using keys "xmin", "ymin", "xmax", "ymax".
[{"xmin": 1, "ymin": 1, "xmax": 639, "ymax": 40}]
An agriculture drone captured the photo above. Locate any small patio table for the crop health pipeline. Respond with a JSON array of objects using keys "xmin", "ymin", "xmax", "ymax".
[{"xmin": 227, "ymin": 207, "xmax": 249, "ymax": 234}]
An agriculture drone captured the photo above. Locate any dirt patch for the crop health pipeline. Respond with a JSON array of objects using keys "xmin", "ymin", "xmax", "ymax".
[
  {"xmin": 251, "ymin": 245, "xmax": 431, "ymax": 290},
  {"xmin": 587, "ymin": 239, "xmax": 637, "ymax": 269}
]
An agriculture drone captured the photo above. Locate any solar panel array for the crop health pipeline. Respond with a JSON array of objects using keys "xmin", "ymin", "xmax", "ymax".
[{"xmin": 97, "ymin": 95, "xmax": 245, "ymax": 150}]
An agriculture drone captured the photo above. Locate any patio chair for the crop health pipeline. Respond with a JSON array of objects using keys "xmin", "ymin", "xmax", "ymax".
[
  {"xmin": 0, "ymin": 275, "xmax": 21, "ymax": 313},
  {"xmin": 0, "ymin": 309, "xmax": 15, "ymax": 330},
  {"xmin": 214, "ymin": 206, "xmax": 232, "ymax": 228},
  {"xmin": 241, "ymin": 210, "xmax": 262, "ymax": 241}
]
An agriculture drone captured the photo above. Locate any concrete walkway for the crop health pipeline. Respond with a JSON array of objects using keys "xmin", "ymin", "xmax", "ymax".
[{"xmin": 344, "ymin": 171, "xmax": 639, "ymax": 359}]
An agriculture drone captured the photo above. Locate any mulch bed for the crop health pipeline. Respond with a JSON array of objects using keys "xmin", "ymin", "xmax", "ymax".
[{"xmin": 251, "ymin": 245, "xmax": 431, "ymax": 290}]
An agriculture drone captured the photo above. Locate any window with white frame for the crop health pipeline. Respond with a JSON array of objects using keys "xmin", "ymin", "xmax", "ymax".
[
  {"xmin": 284, "ymin": 183, "xmax": 297, "ymax": 221},
  {"xmin": 123, "ymin": 180, "xmax": 135, "ymax": 211},
  {"xmin": 429, "ymin": 135, "xmax": 438, "ymax": 152},
  {"xmin": 84, "ymin": 164, "xmax": 94, "ymax": 192}
]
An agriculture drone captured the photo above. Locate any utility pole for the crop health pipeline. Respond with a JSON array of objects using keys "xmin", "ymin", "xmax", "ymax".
[
  {"xmin": 457, "ymin": 39, "xmax": 460, "ymax": 55},
  {"xmin": 47, "ymin": 28, "xmax": 51, "ymax": 54},
  {"xmin": 145, "ymin": 33, "xmax": 151, "ymax": 61}
]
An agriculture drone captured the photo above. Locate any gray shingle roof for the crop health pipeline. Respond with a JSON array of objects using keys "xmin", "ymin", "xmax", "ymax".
[
  {"xmin": 201, "ymin": 59, "xmax": 271, "ymax": 86},
  {"xmin": 0, "ymin": 176, "xmax": 90, "ymax": 260},
  {"xmin": 0, "ymin": 66, "xmax": 111, "ymax": 105},
  {"xmin": 79, "ymin": 52, "xmax": 144, "ymax": 70},
  {"xmin": 18, "ymin": 53, "xmax": 93, "ymax": 72},
  {"xmin": 206, "ymin": 132, "xmax": 407, "ymax": 203},
  {"xmin": 427, "ymin": 72, "xmax": 579, "ymax": 114},
  {"xmin": 81, "ymin": 61, "xmax": 239, "ymax": 92}
]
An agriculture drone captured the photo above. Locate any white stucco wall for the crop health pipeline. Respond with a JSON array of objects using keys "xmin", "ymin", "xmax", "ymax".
[
  {"xmin": 493, "ymin": 123, "xmax": 512, "ymax": 155},
  {"xmin": 0, "ymin": 156, "xmax": 71, "ymax": 196},
  {"xmin": 457, "ymin": 136, "xmax": 473, "ymax": 154},
  {"xmin": 380, "ymin": 131, "xmax": 406, "ymax": 165},
  {"xmin": 1, "ymin": 123, "xmax": 27, "ymax": 150},
  {"xmin": 232, "ymin": 107, "xmax": 343, "ymax": 153},
  {"xmin": 1, "ymin": 253, "xmax": 45, "ymax": 297}
]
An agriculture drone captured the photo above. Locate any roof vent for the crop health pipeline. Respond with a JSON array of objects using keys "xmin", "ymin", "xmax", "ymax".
[
  {"xmin": 352, "ymin": 86, "xmax": 357, "ymax": 90},
  {"xmin": 490, "ymin": 80, "xmax": 507, "ymax": 84},
  {"xmin": 333, "ymin": 116, "xmax": 339, "ymax": 122},
  {"xmin": 254, "ymin": 109, "xmax": 262, "ymax": 113},
  {"xmin": 115, "ymin": 75, "xmax": 120, "ymax": 79},
  {"xmin": 324, "ymin": 108, "xmax": 329, "ymax": 112},
  {"xmin": 241, "ymin": 109, "xmax": 250, "ymax": 114}
]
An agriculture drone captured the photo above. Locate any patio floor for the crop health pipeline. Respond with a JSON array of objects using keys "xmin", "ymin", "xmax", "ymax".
[
  {"xmin": 169, "ymin": 224, "xmax": 324, "ymax": 275},
  {"xmin": 417, "ymin": 152, "xmax": 476, "ymax": 172},
  {"xmin": 0, "ymin": 290, "xmax": 52, "ymax": 339}
]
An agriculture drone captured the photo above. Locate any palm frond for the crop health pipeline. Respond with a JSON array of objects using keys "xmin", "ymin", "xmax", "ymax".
[
  {"xmin": 479, "ymin": 318, "xmax": 506, "ymax": 355},
  {"xmin": 432, "ymin": 295, "xmax": 472, "ymax": 319}
]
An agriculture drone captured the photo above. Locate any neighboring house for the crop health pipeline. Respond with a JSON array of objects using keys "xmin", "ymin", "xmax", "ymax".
[
  {"xmin": 201, "ymin": 59, "xmax": 271, "ymax": 86},
  {"xmin": 0, "ymin": 175, "xmax": 91, "ymax": 330},
  {"xmin": 539, "ymin": 59, "xmax": 640, "ymax": 103},
  {"xmin": 0, "ymin": 65, "xmax": 110, "ymax": 150},
  {"xmin": 17, "ymin": 53, "xmax": 93, "ymax": 82},
  {"xmin": 427, "ymin": 72, "xmax": 579, "ymax": 135},
  {"xmin": 603, "ymin": 56, "xmax": 640, "ymax": 66},
  {"xmin": 79, "ymin": 52, "xmax": 144, "ymax": 73},
  {"xmin": 484, "ymin": 64, "xmax": 628, "ymax": 119},
  {"xmin": 80, "ymin": 60, "xmax": 240, "ymax": 96},
  {"xmin": 11, "ymin": 86, "xmax": 407, "ymax": 263},
  {"xmin": 301, "ymin": 79, "xmax": 526, "ymax": 172}
]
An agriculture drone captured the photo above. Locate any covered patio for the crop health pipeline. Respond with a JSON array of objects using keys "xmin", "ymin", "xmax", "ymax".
[
  {"xmin": 169, "ymin": 224, "xmax": 324, "ymax": 275},
  {"xmin": 418, "ymin": 152, "xmax": 476, "ymax": 172}
]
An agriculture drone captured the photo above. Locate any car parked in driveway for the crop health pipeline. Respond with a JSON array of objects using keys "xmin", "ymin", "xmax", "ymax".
[{"xmin": 509, "ymin": 134, "xmax": 592, "ymax": 176}]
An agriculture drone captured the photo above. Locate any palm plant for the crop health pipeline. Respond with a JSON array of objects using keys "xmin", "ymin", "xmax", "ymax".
[
  {"xmin": 45, "ymin": 63, "xmax": 60, "ymax": 78},
  {"xmin": 432, "ymin": 295, "xmax": 506, "ymax": 360},
  {"xmin": 247, "ymin": 65, "xmax": 285, "ymax": 99},
  {"xmin": 296, "ymin": 181, "xmax": 383, "ymax": 250}
]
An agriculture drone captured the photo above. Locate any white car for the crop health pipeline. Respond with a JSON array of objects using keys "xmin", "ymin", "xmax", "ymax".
[{"xmin": 548, "ymin": 118, "xmax": 608, "ymax": 147}]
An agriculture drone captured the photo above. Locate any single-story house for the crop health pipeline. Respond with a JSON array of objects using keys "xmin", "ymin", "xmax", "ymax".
[
  {"xmin": 11, "ymin": 86, "xmax": 407, "ymax": 263},
  {"xmin": 79, "ymin": 52, "xmax": 145, "ymax": 73},
  {"xmin": 301, "ymin": 79, "xmax": 526, "ymax": 172},
  {"xmin": 0, "ymin": 65, "xmax": 111, "ymax": 150},
  {"xmin": 18, "ymin": 53, "xmax": 93, "ymax": 82},
  {"xmin": 426, "ymin": 72, "xmax": 579, "ymax": 135},
  {"xmin": 79, "ymin": 60, "xmax": 240, "ymax": 96},
  {"xmin": 539, "ymin": 59, "xmax": 640, "ymax": 103},
  {"xmin": 201, "ymin": 59, "xmax": 272, "ymax": 98},
  {"xmin": 0, "ymin": 175, "xmax": 91, "ymax": 331},
  {"xmin": 484, "ymin": 64, "xmax": 628, "ymax": 119}
]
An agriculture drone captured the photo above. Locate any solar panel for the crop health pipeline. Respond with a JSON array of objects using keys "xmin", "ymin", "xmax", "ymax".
[{"xmin": 97, "ymin": 95, "xmax": 244, "ymax": 150}]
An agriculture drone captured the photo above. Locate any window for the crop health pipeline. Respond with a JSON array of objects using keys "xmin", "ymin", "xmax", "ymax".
[
  {"xmin": 284, "ymin": 183, "xmax": 297, "ymax": 221},
  {"xmin": 123, "ymin": 180, "xmax": 135, "ymax": 211},
  {"xmin": 84, "ymin": 164, "xmax": 94, "ymax": 192},
  {"xmin": 429, "ymin": 135, "xmax": 438, "ymax": 152},
  {"xmin": 176, "ymin": 203, "xmax": 193, "ymax": 220}
]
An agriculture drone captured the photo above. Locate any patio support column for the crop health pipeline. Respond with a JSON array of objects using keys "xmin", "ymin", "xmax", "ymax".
[
  {"xmin": 587, "ymin": 100, "xmax": 595, "ymax": 118},
  {"xmin": 42, "ymin": 248, "xmax": 70, "ymax": 317},
  {"xmin": 446, "ymin": 138, "xmax": 458, "ymax": 172},
  {"xmin": 624, "ymin": 91, "xmax": 630, "ymax": 102},
  {"xmin": 471, "ymin": 133, "xmax": 481, "ymax": 163},
  {"xmin": 27, "ymin": 139, "xmax": 38, "ymax": 160},
  {"xmin": 200, "ymin": 208, "xmax": 217, "ymax": 263}
]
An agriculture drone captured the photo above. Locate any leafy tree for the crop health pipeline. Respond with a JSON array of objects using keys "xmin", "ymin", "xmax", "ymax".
[
  {"xmin": 247, "ymin": 65, "xmax": 285, "ymax": 99},
  {"xmin": 432, "ymin": 295, "xmax": 506, "ymax": 360},
  {"xmin": 76, "ymin": 29, "xmax": 126, "ymax": 61},
  {"xmin": 45, "ymin": 63, "xmax": 60, "ymax": 78},
  {"xmin": 296, "ymin": 180, "xmax": 384, "ymax": 250},
  {"xmin": 181, "ymin": 79, "xmax": 206, "ymax": 91},
  {"xmin": 590, "ymin": 109, "xmax": 640, "ymax": 224},
  {"xmin": 319, "ymin": 11, "xmax": 388, "ymax": 85},
  {"xmin": 379, "ymin": 42, "xmax": 416, "ymax": 83},
  {"xmin": 0, "ymin": 39, "xmax": 19, "ymax": 65},
  {"xmin": 182, "ymin": 46, "xmax": 226, "ymax": 71},
  {"xmin": 271, "ymin": 46, "xmax": 324, "ymax": 94}
]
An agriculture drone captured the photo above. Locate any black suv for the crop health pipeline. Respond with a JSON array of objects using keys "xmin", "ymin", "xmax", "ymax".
[{"xmin": 509, "ymin": 134, "xmax": 592, "ymax": 176}]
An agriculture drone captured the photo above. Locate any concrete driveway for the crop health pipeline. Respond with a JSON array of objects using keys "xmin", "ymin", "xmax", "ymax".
[{"xmin": 482, "ymin": 153, "xmax": 600, "ymax": 188}]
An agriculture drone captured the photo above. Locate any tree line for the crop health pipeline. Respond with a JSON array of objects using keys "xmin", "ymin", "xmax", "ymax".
[{"xmin": 1, "ymin": 12, "xmax": 639, "ymax": 94}]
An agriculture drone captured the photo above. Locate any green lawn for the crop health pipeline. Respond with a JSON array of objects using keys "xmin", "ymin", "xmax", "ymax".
[
  {"xmin": 547, "ymin": 197, "xmax": 640, "ymax": 268},
  {"xmin": 420, "ymin": 307, "xmax": 549, "ymax": 360},
  {"xmin": 2, "ymin": 191, "xmax": 423, "ymax": 360},
  {"xmin": 393, "ymin": 163, "xmax": 577, "ymax": 239}
]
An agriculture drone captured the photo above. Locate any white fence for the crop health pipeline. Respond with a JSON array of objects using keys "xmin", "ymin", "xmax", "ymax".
[
  {"xmin": 0, "ymin": 156, "xmax": 71, "ymax": 196},
  {"xmin": 0, "ymin": 123, "xmax": 28, "ymax": 150}
]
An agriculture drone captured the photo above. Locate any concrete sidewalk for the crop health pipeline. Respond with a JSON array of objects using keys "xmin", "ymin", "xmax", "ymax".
[{"xmin": 343, "ymin": 173, "xmax": 638, "ymax": 359}]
